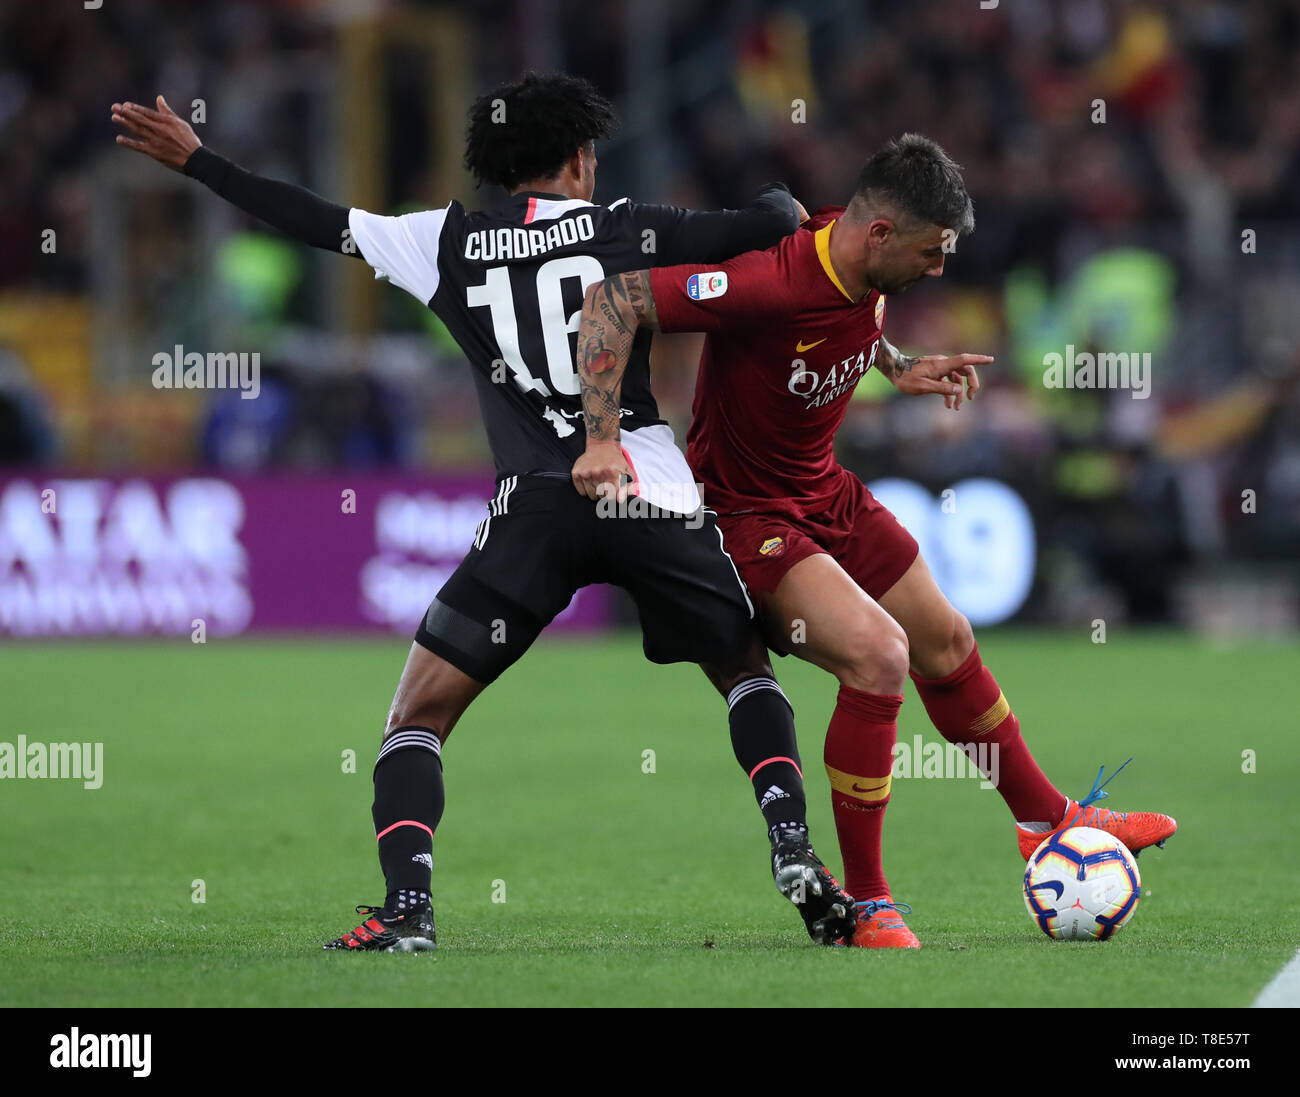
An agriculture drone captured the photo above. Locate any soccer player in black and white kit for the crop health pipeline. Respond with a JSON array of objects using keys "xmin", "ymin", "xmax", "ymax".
[{"xmin": 111, "ymin": 73, "xmax": 856, "ymax": 950}]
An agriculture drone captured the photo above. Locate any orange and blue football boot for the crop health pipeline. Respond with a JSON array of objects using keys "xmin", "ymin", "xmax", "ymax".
[
  {"xmin": 847, "ymin": 897, "xmax": 921, "ymax": 949},
  {"xmin": 1016, "ymin": 759, "xmax": 1177, "ymax": 861}
]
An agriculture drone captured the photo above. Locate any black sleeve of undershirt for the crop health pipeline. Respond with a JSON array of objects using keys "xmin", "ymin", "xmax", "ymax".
[
  {"xmin": 637, "ymin": 182, "xmax": 800, "ymax": 266},
  {"xmin": 182, "ymin": 146, "xmax": 355, "ymax": 255}
]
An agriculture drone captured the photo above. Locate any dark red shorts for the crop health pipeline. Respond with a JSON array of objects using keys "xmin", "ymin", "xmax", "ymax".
[{"xmin": 716, "ymin": 471, "xmax": 919, "ymax": 603}]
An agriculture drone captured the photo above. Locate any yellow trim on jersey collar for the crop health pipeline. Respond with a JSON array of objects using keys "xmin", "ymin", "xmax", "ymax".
[{"xmin": 815, "ymin": 220, "xmax": 855, "ymax": 302}]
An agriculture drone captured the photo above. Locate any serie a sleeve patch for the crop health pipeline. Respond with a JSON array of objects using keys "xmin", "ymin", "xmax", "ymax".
[{"xmin": 686, "ymin": 271, "xmax": 728, "ymax": 300}]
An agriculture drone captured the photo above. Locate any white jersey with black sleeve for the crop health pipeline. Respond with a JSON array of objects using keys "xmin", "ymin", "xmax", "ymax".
[{"xmin": 347, "ymin": 186, "xmax": 796, "ymax": 515}]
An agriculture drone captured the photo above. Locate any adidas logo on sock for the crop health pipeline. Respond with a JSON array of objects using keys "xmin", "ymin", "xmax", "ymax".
[
  {"xmin": 759, "ymin": 785, "xmax": 790, "ymax": 809},
  {"xmin": 411, "ymin": 852, "xmax": 433, "ymax": 868}
]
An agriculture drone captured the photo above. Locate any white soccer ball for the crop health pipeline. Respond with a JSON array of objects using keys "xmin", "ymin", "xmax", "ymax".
[{"xmin": 1022, "ymin": 826, "xmax": 1141, "ymax": 940}]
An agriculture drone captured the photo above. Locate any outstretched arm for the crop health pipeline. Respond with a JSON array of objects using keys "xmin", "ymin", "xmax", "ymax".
[
  {"xmin": 571, "ymin": 270, "xmax": 658, "ymax": 502},
  {"xmin": 875, "ymin": 334, "xmax": 989, "ymax": 410},
  {"xmin": 111, "ymin": 96, "xmax": 354, "ymax": 255},
  {"xmin": 653, "ymin": 183, "xmax": 804, "ymax": 265}
]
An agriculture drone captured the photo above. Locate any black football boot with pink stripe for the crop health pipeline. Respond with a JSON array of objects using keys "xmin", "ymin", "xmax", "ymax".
[
  {"xmin": 323, "ymin": 902, "xmax": 437, "ymax": 952},
  {"xmin": 770, "ymin": 825, "xmax": 857, "ymax": 946}
]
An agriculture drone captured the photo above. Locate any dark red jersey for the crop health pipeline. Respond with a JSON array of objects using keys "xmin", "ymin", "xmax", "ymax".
[{"xmin": 650, "ymin": 207, "xmax": 886, "ymax": 517}]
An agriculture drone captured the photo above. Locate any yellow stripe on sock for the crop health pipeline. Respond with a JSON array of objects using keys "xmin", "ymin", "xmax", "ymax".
[
  {"xmin": 969, "ymin": 691, "xmax": 1010, "ymax": 737},
  {"xmin": 825, "ymin": 764, "xmax": 892, "ymax": 802}
]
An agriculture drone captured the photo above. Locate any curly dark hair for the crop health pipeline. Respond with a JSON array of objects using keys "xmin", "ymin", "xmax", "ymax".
[{"xmin": 463, "ymin": 72, "xmax": 619, "ymax": 190}]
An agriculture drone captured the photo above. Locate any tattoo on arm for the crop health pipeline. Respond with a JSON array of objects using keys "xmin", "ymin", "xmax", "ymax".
[
  {"xmin": 576, "ymin": 270, "xmax": 658, "ymax": 442},
  {"xmin": 878, "ymin": 336, "xmax": 918, "ymax": 381}
]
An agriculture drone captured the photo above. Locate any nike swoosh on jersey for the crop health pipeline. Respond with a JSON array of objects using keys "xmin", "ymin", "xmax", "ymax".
[{"xmin": 795, "ymin": 338, "xmax": 827, "ymax": 352}]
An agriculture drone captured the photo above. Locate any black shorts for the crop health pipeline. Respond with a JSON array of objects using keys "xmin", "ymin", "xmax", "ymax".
[{"xmin": 414, "ymin": 475, "xmax": 756, "ymax": 683}]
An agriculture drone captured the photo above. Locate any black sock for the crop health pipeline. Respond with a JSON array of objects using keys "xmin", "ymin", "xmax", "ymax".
[
  {"xmin": 371, "ymin": 725, "xmax": 444, "ymax": 908},
  {"xmin": 726, "ymin": 677, "xmax": 808, "ymax": 834},
  {"xmin": 386, "ymin": 887, "xmax": 431, "ymax": 916}
]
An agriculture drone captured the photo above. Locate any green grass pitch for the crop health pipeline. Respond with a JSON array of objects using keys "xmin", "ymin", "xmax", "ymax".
[{"xmin": 1, "ymin": 630, "xmax": 1295, "ymax": 1007}]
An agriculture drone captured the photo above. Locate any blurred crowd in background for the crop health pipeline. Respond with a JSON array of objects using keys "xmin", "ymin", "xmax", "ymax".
[{"xmin": 2, "ymin": 0, "xmax": 1298, "ymax": 628}]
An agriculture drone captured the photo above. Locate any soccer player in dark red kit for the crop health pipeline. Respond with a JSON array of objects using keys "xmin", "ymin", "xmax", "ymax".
[{"xmin": 573, "ymin": 133, "xmax": 1177, "ymax": 949}]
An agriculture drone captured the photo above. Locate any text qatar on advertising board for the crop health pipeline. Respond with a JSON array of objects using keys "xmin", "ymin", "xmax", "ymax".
[{"xmin": 0, "ymin": 473, "xmax": 611, "ymax": 638}]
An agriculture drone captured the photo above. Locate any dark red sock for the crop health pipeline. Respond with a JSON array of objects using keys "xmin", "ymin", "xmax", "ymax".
[
  {"xmin": 910, "ymin": 642, "xmax": 1064, "ymax": 824},
  {"xmin": 823, "ymin": 685, "xmax": 900, "ymax": 901}
]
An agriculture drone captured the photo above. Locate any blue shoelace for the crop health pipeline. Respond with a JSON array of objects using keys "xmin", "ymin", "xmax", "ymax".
[
  {"xmin": 1070, "ymin": 756, "xmax": 1135, "ymax": 820},
  {"xmin": 856, "ymin": 899, "xmax": 913, "ymax": 928}
]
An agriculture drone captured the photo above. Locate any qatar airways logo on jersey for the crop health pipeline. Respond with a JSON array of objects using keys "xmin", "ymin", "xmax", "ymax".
[
  {"xmin": 464, "ymin": 215, "xmax": 594, "ymax": 261},
  {"xmin": 787, "ymin": 342, "xmax": 879, "ymax": 409}
]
